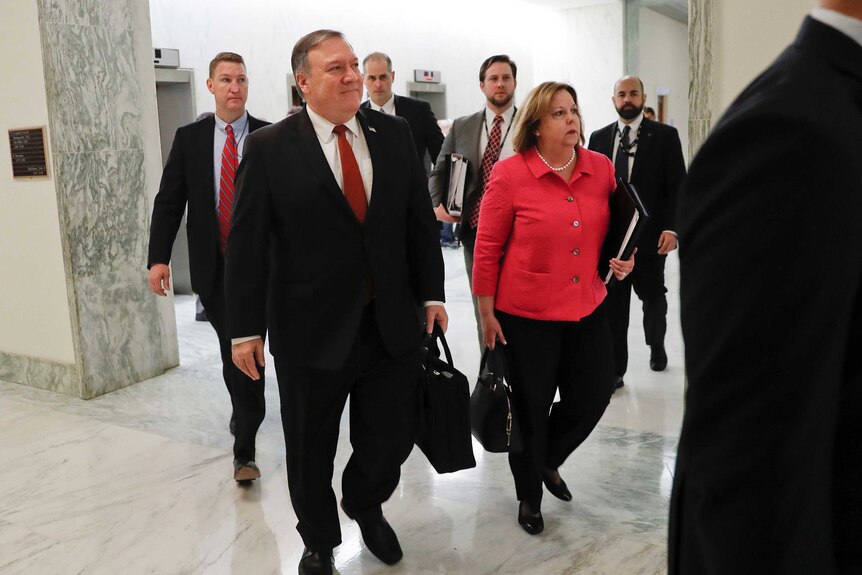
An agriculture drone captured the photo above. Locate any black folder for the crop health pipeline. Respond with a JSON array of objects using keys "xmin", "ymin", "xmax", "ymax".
[{"xmin": 600, "ymin": 177, "xmax": 650, "ymax": 285}]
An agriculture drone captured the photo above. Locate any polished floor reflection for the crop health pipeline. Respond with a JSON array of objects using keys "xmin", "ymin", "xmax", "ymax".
[{"xmin": 0, "ymin": 249, "xmax": 684, "ymax": 574}]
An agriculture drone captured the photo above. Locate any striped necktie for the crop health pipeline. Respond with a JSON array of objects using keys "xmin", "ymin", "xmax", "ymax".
[{"xmin": 218, "ymin": 124, "xmax": 238, "ymax": 253}]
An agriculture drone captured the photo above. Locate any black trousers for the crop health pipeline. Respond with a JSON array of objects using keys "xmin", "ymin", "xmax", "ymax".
[
  {"xmin": 198, "ymin": 255, "xmax": 266, "ymax": 464},
  {"xmin": 274, "ymin": 305, "xmax": 420, "ymax": 551},
  {"xmin": 498, "ymin": 304, "xmax": 614, "ymax": 508},
  {"xmin": 460, "ymin": 227, "xmax": 484, "ymax": 350},
  {"xmin": 606, "ymin": 252, "xmax": 668, "ymax": 376}
]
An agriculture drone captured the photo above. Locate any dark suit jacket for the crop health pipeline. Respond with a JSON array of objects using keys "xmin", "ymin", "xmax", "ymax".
[
  {"xmin": 224, "ymin": 108, "xmax": 445, "ymax": 370},
  {"xmin": 360, "ymin": 95, "xmax": 444, "ymax": 171},
  {"xmin": 671, "ymin": 17, "xmax": 862, "ymax": 575},
  {"xmin": 588, "ymin": 116, "xmax": 685, "ymax": 250},
  {"xmin": 147, "ymin": 113, "xmax": 269, "ymax": 298}
]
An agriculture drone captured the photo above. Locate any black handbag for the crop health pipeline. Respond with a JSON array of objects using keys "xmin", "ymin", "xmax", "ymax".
[
  {"xmin": 415, "ymin": 326, "xmax": 476, "ymax": 474},
  {"xmin": 470, "ymin": 347, "xmax": 522, "ymax": 453}
]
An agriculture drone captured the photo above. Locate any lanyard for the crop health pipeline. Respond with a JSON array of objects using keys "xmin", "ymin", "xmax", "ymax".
[
  {"xmin": 617, "ymin": 123, "xmax": 640, "ymax": 154},
  {"xmin": 483, "ymin": 107, "xmax": 515, "ymax": 157}
]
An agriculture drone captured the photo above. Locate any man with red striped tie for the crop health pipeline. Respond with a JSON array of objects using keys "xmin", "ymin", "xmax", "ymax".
[
  {"xmin": 147, "ymin": 52, "xmax": 270, "ymax": 483},
  {"xmin": 428, "ymin": 55, "xmax": 518, "ymax": 350}
]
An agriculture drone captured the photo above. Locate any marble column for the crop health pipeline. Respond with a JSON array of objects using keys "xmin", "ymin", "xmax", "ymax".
[
  {"xmin": 688, "ymin": 0, "xmax": 713, "ymax": 158},
  {"xmin": 1, "ymin": 0, "xmax": 178, "ymax": 398}
]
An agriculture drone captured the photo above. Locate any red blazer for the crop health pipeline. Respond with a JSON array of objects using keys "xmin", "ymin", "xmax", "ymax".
[{"xmin": 472, "ymin": 146, "xmax": 616, "ymax": 322}]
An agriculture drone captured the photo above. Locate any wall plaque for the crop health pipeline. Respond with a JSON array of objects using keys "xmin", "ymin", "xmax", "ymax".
[{"xmin": 9, "ymin": 127, "xmax": 49, "ymax": 178}]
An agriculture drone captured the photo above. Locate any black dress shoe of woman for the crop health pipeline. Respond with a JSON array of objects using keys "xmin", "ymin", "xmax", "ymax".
[
  {"xmin": 542, "ymin": 469, "xmax": 573, "ymax": 502},
  {"xmin": 517, "ymin": 501, "xmax": 544, "ymax": 535}
]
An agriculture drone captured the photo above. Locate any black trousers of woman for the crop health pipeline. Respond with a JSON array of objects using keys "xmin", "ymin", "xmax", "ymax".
[{"xmin": 498, "ymin": 303, "xmax": 614, "ymax": 509}]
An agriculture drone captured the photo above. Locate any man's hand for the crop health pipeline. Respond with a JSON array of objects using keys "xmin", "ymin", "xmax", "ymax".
[
  {"xmin": 148, "ymin": 264, "xmax": 171, "ymax": 296},
  {"xmin": 425, "ymin": 304, "xmax": 448, "ymax": 333},
  {"xmin": 232, "ymin": 338, "xmax": 265, "ymax": 381},
  {"xmin": 657, "ymin": 231, "xmax": 678, "ymax": 255},
  {"xmin": 434, "ymin": 204, "xmax": 460, "ymax": 224}
]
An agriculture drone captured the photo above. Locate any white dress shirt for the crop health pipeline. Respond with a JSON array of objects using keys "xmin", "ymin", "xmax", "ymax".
[
  {"xmin": 306, "ymin": 105, "xmax": 374, "ymax": 203},
  {"xmin": 369, "ymin": 94, "xmax": 396, "ymax": 115},
  {"xmin": 612, "ymin": 112, "xmax": 643, "ymax": 178},
  {"xmin": 481, "ymin": 104, "xmax": 517, "ymax": 162}
]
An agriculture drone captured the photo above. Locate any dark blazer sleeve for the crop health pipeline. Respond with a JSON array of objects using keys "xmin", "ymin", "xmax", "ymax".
[
  {"xmin": 656, "ymin": 123, "xmax": 686, "ymax": 232},
  {"xmin": 587, "ymin": 125, "xmax": 613, "ymax": 158},
  {"xmin": 418, "ymin": 99, "xmax": 444, "ymax": 167},
  {"xmin": 672, "ymin": 94, "xmax": 862, "ymax": 573},
  {"xmin": 401, "ymin": 118, "xmax": 446, "ymax": 303},
  {"xmin": 224, "ymin": 130, "xmax": 270, "ymax": 340},
  {"xmin": 428, "ymin": 122, "xmax": 457, "ymax": 206},
  {"xmin": 147, "ymin": 126, "xmax": 189, "ymax": 267}
]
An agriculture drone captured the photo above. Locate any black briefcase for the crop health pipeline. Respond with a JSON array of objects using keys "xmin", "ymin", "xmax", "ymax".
[
  {"xmin": 415, "ymin": 326, "xmax": 476, "ymax": 474},
  {"xmin": 470, "ymin": 347, "xmax": 522, "ymax": 453}
]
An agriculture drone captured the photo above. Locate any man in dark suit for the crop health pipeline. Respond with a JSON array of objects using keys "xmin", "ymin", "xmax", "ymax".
[
  {"xmin": 360, "ymin": 51, "xmax": 444, "ymax": 175},
  {"xmin": 225, "ymin": 30, "xmax": 447, "ymax": 575},
  {"xmin": 147, "ymin": 52, "xmax": 269, "ymax": 483},
  {"xmin": 588, "ymin": 76, "xmax": 686, "ymax": 389},
  {"xmin": 429, "ymin": 55, "xmax": 518, "ymax": 347},
  {"xmin": 670, "ymin": 2, "xmax": 862, "ymax": 573}
]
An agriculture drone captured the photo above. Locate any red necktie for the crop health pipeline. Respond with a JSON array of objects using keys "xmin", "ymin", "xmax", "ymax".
[
  {"xmin": 332, "ymin": 124, "xmax": 367, "ymax": 223},
  {"xmin": 218, "ymin": 124, "xmax": 238, "ymax": 253},
  {"xmin": 470, "ymin": 114, "xmax": 504, "ymax": 229}
]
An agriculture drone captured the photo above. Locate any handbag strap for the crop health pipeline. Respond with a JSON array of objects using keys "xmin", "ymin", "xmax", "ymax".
[
  {"xmin": 422, "ymin": 323, "xmax": 455, "ymax": 367},
  {"xmin": 478, "ymin": 347, "xmax": 507, "ymax": 391}
]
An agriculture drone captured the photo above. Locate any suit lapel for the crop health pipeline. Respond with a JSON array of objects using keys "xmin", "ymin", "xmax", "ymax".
[
  {"xmin": 294, "ymin": 111, "xmax": 358, "ymax": 222},
  {"xmin": 598, "ymin": 124, "xmax": 615, "ymax": 157},
  {"xmin": 467, "ymin": 110, "xmax": 484, "ymax": 169},
  {"xmin": 197, "ymin": 117, "xmax": 217, "ymax": 215},
  {"xmin": 631, "ymin": 119, "xmax": 655, "ymax": 182},
  {"xmin": 357, "ymin": 109, "xmax": 383, "ymax": 226}
]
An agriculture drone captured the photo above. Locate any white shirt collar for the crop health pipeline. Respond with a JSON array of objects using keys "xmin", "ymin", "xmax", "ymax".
[
  {"xmin": 484, "ymin": 103, "xmax": 515, "ymax": 126},
  {"xmin": 214, "ymin": 110, "xmax": 248, "ymax": 133},
  {"xmin": 811, "ymin": 7, "xmax": 862, "ymax": 47},
  {"xmin": 306, "ymin": 105, "xmax": 362, "ymax": 143},
  {"xmin": 376, "ymin": 94, "xmax": 396, "ymax": 114},
  {"xmin": 617, "ymin": 112, "xmax": 644, "ymax": 137}
]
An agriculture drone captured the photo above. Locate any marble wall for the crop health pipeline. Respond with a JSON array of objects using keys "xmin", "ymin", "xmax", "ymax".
[
  {"xmin": 4, "ymin": 0, "xmax": 180, "ymax": 398},
  {"xmin": 688, "ymin": 0, "xmax": 713, "ymax": 159},
  {"xmin": 0, "ymin": 1, "xmax": 77, "ymax": 370}
]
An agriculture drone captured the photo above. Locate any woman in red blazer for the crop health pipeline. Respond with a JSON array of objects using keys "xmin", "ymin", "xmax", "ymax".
[{"xmin": 473, "ymin": 81, "xmax": 634, "ymax": 535}]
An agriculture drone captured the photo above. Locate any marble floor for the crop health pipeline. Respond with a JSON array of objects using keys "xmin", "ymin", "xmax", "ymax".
[{"xmin": 0, "ymin": 249, "xmax": 684, "ymax": 575}]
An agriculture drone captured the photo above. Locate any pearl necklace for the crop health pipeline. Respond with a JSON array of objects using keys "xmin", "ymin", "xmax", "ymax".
[{"xmin": 535, "ymin": 146, "xmax": 577, "ymax": 172}]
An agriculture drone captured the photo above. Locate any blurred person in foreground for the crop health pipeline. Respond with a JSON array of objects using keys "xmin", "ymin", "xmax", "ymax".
[{"xmin": 670, "ymin": 1, "xmax": 862, "ymax": 573}]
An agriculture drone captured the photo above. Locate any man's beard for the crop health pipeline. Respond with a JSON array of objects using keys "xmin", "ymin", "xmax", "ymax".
[
  {"xmin": 616, "ymin": 103, "xmax": 643, "ymax": 121},
  {"xmin": 487, "ymin": 91, "xmax": 513, "ymax": 108}
]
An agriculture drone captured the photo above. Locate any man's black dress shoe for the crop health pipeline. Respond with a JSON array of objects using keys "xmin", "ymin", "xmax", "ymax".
[
  {"xmin": 233, "ymin": 460, "xmax": 261, "ymax": 482},
  {"xmin": 612, "ymin": 376, "xmax": 625, "ymax": 393},
  {"xmin": 650, "ymin": 345, "xmax": 668, "ymax": 371},
  {"xmin": 229, "ymin": 412, "xmax": 236, "ymax": 435},
  {"xmin": 341, "ymin": 500, "xmax": 403, "ymax": 565},
  {"xmin": 542, "ymin": 469, "xmax": 573, "ymax": 502},
  {"xmin": 298, "ymin": 547, "xmax": 333, "ymax": 575},
  {"xmin": 517, "ymin": 501, "xmax": 544, "ymax": 535}
]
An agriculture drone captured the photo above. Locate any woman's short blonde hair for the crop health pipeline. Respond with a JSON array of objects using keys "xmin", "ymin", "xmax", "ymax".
[{"xmin": 512, "ymin": 81, "xmax": 585, "ymax": 153}]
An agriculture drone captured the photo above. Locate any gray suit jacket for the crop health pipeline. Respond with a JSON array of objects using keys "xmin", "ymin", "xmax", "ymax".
[{"xmin": 428, "ymin": 109, "xmax": 485, "ymax": 211}]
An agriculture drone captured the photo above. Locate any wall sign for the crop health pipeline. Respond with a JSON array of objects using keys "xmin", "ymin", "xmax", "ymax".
[{"xmin": 9, "ymin": 127, "xmax": 49, "ymax": 178}]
